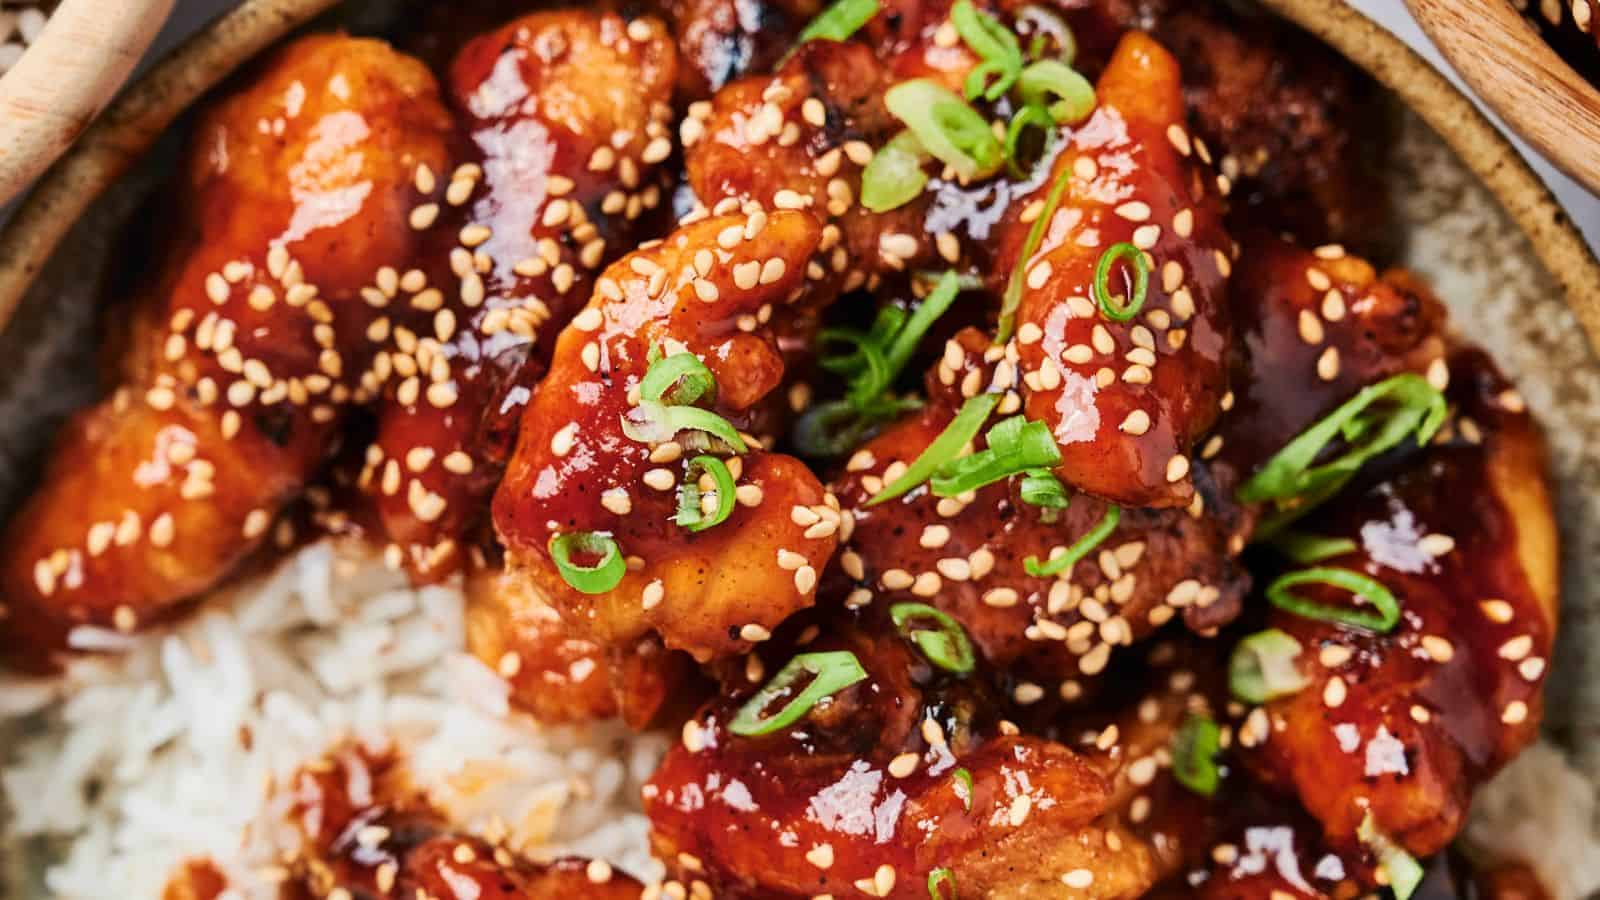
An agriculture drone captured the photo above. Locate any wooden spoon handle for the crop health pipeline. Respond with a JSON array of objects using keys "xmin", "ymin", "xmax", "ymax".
[
  {"xmin": 1406, "ymin": 0, "xmax": 1600, "ymax": 193},
  {"xmin": 0, "ymin": 0, "xmax": 177, "ymax": 206}
]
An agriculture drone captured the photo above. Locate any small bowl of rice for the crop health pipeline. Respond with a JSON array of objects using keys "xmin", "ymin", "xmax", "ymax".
[{"xmin": 0, "ymin": 0, "xmax": 175, "ymax": 205}]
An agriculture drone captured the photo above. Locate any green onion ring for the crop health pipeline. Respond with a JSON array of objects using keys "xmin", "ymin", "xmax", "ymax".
[
  {"xmin": 548, "ymin": 532, "xmax": 626, "ymax": 595},
  {"xmin": 884, "ymin": 79, "xmax": 1004, "ymax": 183},
  {"xmin": 890, "ymin": 602, "xmax": 976, "ymax": 674},
  {"xmin": 1018, "ymin": 59, "xmax": 1096, "ymax": 124},
  {"xmin": 952, "ymin": 0, "xmax": 1023, "ymax": 101},
  {"xmin": 1358, "ymin": 812, "xmax": 1425, "ymax": 900},
  {"xmin": 1228, "ymin": 629, "xmax": 1309, "ymax": 704},
  {"xmin": 641, "ymin": 351, "xmax": 714, "ymax": 406},
  {"xmin": 1092, "ymin": 242, "xmax": 1150, "ymax": 322},
  {"xmin": 861, "ymin": 130, "xmax": 931, "ymax": 213},
  {"xmin": 1171, "ymin": 713, "xmax": 1222, "ymax": 796},
  {"xmin": 677, "ymin": 455, "xmax": 736, "ymax": 533},
  {"xmin": 1271, "ymin": 532, "xmax": 1359, "ymax": 564},
  {"xmin": 867, "ymin": 393, "xmax": 1001, "ymax": 506},
  {"xmin": 928, "ymin": 866, "xmax": 959, "ymax": 899},
  {"xmin": 1024, "ymin": 504, "xmax": 1120, "ymax": 577},
  {"xmin": 996, "ymin": 161, "xmax": 1074, "ymax": 343},
  {"xmin": 1016, "ymin": 5, "xmax": 1077, "ymax": 64},
  {"xmin": 621, "ymin": 400, "xmax": 749, "ymax": 453},
  {"xmin": 952, "ymin": 767, "xmax": 973, "ymax": 810},
  {"xmin": 798, "ymin": 0, "xmax": 880, "ymax": 44},
  {"xmin": 1018, "ymin": 467, "xmax": 1069, "ymax": 508},
  {"xmin": 1267, "ymin": 567, "xmax": 1401, "ymax": 633},
  {"xmin": 1005, "ymin": 104, "xmax": 1056, "ymax": 178},
  {"xmin": 728, "ymin": 651, "xmax": 869, "ymax": 736}
]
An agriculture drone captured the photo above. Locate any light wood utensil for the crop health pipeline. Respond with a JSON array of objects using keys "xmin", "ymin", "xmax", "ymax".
[
  {"xmin": 1406, "ymin": 0, "xmax": 1600, "ymax": 195},
  {"xmin": 0, "ymin": 0, "xmax": 178, "ymax": 206}
]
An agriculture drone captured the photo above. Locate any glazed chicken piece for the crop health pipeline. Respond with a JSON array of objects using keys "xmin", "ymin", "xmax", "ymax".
[
  {"xmin": 465, "ymin": 565, "xmax": 697, "ymax": 727},
  {"xmin": 832, "ymin": 327, "xmax": 1247, "ymax": 684},
  {"xmin": 0, "ymin": 36, "xmax": 455, "ymax": 671},
  {"xmin": 492, "ymin": 209, "xmax": 839, "ymax": 662},
  {"xmin": 1068, "ymin": 0, "xmax": 1386, "ymax": 246},
  {"xmin": 1206, "ymin": 233, "xmax": 1450, "ymax": 545},
  {"xmin": 356, "ymin": 10, "xmax": 678, "ymax": 579},
  {"xmin": 987, "ymin": 31, "xmax": 1233, "ymax": 509},
  {"xmin": 646, "ymin": 616, "xmax": 1163, "ymax": 898},
  {"xmin": 1236, "ymin": 346, "xmax": 1557, "ymax": 861},
  {"xmin": 286, "ymin": 748, "xmax": 641, "ymax": 899}
]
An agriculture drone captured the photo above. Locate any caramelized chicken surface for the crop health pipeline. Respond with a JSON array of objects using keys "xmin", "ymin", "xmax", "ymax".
[
  {"xmin": 492, "ymin": 209, "xmax": 839, "ymax": 661},
  {"xmin": 646, "ymin": 616, "xmax": 1163, "ymax": 898},
  {"xmin": 0, "ymin": 36, "xmax": 455, "ymax": 671},
  {"xmin": 989, "ymin": 31, "xmax": 1233, "ymax": 509},
  {"xmin": 285, "ymin": 748, "xmax": 642, "ymax": 899},
  {"xmin": 833, "ymin": 327, "xmax": 1247, "ymax": 682},
  {"xmin": 356, "ymin": 10, "xmax": 678, "ymax": 580}
]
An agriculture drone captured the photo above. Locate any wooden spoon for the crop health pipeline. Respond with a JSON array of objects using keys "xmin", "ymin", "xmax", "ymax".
[{"xmin": 1407, "ymin": 0, "xmax": 1600, "ymax": 194}]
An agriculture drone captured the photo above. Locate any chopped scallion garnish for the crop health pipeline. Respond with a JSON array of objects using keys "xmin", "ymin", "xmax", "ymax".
[
  {"xmin": 676, "ymin": 455, "xmax": 736, "ymax": 532},
  {"xmin": 1016, "ymin": 5, "xmax": 1076, "ymax": 64},
  {"xmin": 890, "ymin": 602, "xmax": 976, "ymax": 674},
  {"xmin": 953, "ymin": 767, "xmax": 973, "ymax": 810},
  {"xmin": 622, "ymin": 400, "xmax": 748, "ymax": 453},
  {"xmin": 952, "ymin": 0, "xmax": 1023, "ymax": 102},
  {"xmin": 729, "ymin": 651, "xmax": 868, "ymax": 736},
  {"xmin": 798, "ymin": 0, "xmax": 880, "ymax": 44},
  {"xmin": 928, "ymin": 866, "xmax": 958, "ymax": 899},
  {"xmin": 1092, "ymin": 242, "xmax": 1150, "ymax": 322},
  {"xmin": 929, "ymin": 414, "xmax": 1061, "ymax": 496},
  {"xmin": 861, "ymin": 130, "xmax": 931, "ymax": 213},
  {"xmin": 1272, "ymin": 531, "xmax": 1359, "ymax": 564},
  {"xmin": 641, "ymin": 350, "xmax": 714, "ymax": 406},
  {"xmin": 1358, "ymin": 812, "xmax": 1425, "ymax": 900},
  {"xmin": 1228, "ymin": 629, "xmax": 1309, "ymax": 704},
  {"xmin": 1018, "ymin": 467, "xmax": 1069, "ymax": 508},
  {"xmin": 1017, "ymin": 59, "xmax": 1095, "ymax": 123},
  {"xmin": 884, "ymin": 79, "xmax": 1004, "ymax": 183},
  {"xmin": 548, "ymin": 532, "xmax": 626, "ymax": 594},
  {"xmin": 1004, "ymin": 104, "xmax": 1056, "ymax": 178},
  {"xmin": 1171, "ymin": 713, "xmax": 1222, "ymax": 796},
  {"xmin": 867, "ymin": 393, "xmax": 1001, "ymax": 506},
  {"xmin": 996, "ymin": 162, "xmax": 1073, "ymax": 343},
  {"xmin": 1023, "ymin": 504, "xmax": 1120, "ymax": 577},
  {"xmin": 1238, "ymin": 373, "xmax": 1447, "ymax": 535},
  {"xmin": 1267, "ymin": 567, "xmax": 1400, "ymax": 633}
]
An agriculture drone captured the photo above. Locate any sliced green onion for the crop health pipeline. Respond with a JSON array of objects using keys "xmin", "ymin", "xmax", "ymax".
[
  {"xmin": 1018, "ymin": 467, "xmax": 1069, "ymax": 508},
  {"xmin": 1238, "ymin": 374, "xmax": 1447, "ymax": 535},
  {"xmin": 548, "ymin": 532, "xmax": 625, "ymax": 594},
  {"xmin": 883, "ymin": 272, "xmax": 962, "ymax": 392},
  {"xmin": 1092, "ymin": 242, "xmax": 1150, "ymax": 322},
  {"xmin": 890, "ymin": 602, "xmax": 976, "ymax": 674},
  {"xmin": 996, "ymin": 161, "xmax": 1073, "ymax": 343},
  {"xmin": 1358, "ymin": 812, "xmax": 1425, "ymax": 900},
  {"xmin": 1272, "ymin": 532, "xmax": 1359, "ymax": 564},
  {"xmin": 867, "ymin": 393, "xmax": 1000, "ymax": 506},
  {"xmin": 1005, "ymin": 104, "xmax": 1056, "ymax": 178},
  {"xmin": 728, "ymin": 651, "xmax": 868, "ymax": 737},
  {"xmin": 928, "ymin": 867, "xmax": 958, "ymax": 899},
  {"xmin": 1024, "ymin": 504, "xmax": 1120, "ymax": 577},
  {"xmin": 676, "ymin": 455, "xmax": 736, "ymax": 533},
  {"xmin": 1016, "ymin": 5, "xmax": 1076, "ymax": 64},
  {"xmin": 952, "ymin": 767, "xmax": 973, "ymax": 811},
  {"xmin": 793, "ymin": 397, "xmax": 920, "ymax": 458},
  {"xmin": 1171, "ymin": 713, "xmax": 1222, "ymax": 796},
  {"xmin": 798, "ymin": 0, "xmax": 880, "ymax": 44},
  {"xmin": 1018, "ymin": 59, "xmax": 1095, "ymax": 124},
  {"xmin": 622, "ymin": 400, "xmax": 748, "ymax": 453},
  {"xmin": 929, "ymin": 415, "xmax": 1060, "ymax": 496},
  {"xmin": 827, "ymin": 271, "xmax": 961, "ymax": 411},
  {"xmin": 952, "ymin": 0, "xmax": 1023, "ymax": 102},
  {"xmin": 884, "ymin": 79, "xmax": 1004, "ymax": 183},
  {"xmin": 862, "ymin": 130, "xmax": 931, "ymax": 213},
  {"xmin": 1267, "ymin": 567, "xmax": 1401, "ymax": 633},
  {"xmin": 641, "ymin": 350, "xmax": 714, "ymax": 406},
  {"xmin": 1228, "ymin": 629, "xmax": 1309, "ymax": 704}
]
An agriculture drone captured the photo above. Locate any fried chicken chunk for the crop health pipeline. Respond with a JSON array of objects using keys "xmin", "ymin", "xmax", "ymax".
[
  {"xmin": 833, "ymin": 328, "xmax": 1246, "ymax": 683},
  {"xmin": 1238, "ymin": 347, "xmax": 1557, "ymax": 860},
  {"xmin": 357, "ymin": 10, "xmax": 678, "ymax": 579},
  {"xmin": 989, "ymin": 31, "xmax": 1233, "ymax": 509},
  {"xmin": 646, "ymin": 618, "xmax": 1161, "ymax": 898},
  {"xmin": 0, "ymin": 36, "xmax": 455, "ymax": 671},
  {"xmin": 492, "ymin": 209, "xmax": 839, "ymax": 662}
]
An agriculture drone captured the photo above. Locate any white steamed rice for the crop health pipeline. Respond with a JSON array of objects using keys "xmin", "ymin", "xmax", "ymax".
[{"xmin": 0, "ymin": 539, "xmax": 1596, "ymax": 898}]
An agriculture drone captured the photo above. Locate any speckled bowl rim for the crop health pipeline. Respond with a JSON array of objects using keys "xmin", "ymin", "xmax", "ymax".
[{"xmin": 0, "ymin": 0, "xmax": 1595, "ymax": 356}]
